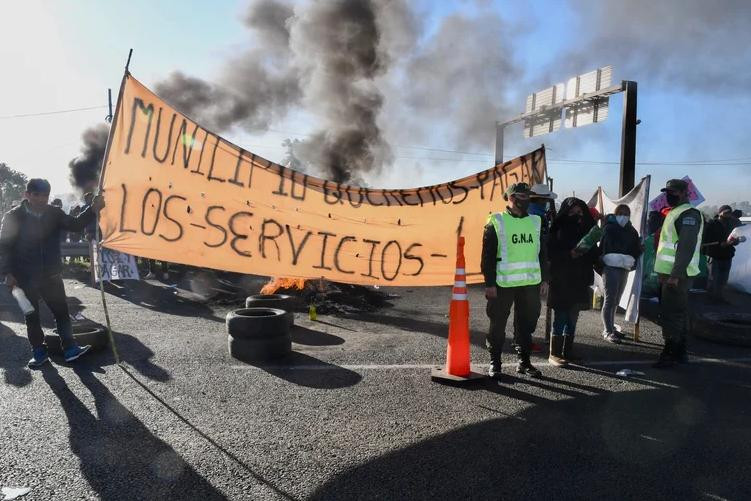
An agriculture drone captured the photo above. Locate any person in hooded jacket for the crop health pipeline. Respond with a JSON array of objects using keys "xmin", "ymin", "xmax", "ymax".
[
  {"xmin": 599, "ymin": 204, "xmax": 642, "ymax": 343},
  {"xmin": 546, "ymin": 197, "xmax": 597, "ymax": 366}
]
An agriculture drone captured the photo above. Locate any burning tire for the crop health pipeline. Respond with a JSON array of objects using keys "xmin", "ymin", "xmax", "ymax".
[
  {"xmin": 45, "ymin": 325, "xmax": 109, "ymax": 354},
  {"xmin": 226, "ymin": 308, "xmax": 289, "ymax": 340},
  {"xmin": 692, "ymin": 312, "xmax": 751, "ymax": 347},
  {"xmin": 227, "ymin": 334, "xmax": 291, "ymax": 362},
  {"xmin": 245, "ymin": 294, "xmax": 295, "ymax": 327}
]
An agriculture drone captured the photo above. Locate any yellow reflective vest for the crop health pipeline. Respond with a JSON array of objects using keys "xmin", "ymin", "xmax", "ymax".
[
  {"xmin": 488, "ymin": 211, "xmax": 542, "ymax": 288},
  {"xmin": 655, "ymin": 203, "xmax": 703, "ymax": 277}
]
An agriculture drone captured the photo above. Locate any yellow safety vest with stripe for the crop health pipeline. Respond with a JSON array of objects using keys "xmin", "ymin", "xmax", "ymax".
[
  {"xmin": 655, "ymin": 203, "xmax": 703, "ymax": 277},
  {"xmin": 488, "ymin": 211, "xmax": 542, "ymax": 288}
]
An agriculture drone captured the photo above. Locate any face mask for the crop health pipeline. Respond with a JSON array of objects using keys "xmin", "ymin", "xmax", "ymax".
[
  {"xmin": 665, "ymin": 193, "xmax": 681, "ymax": 207},
  {"xmin": 528, "ymin": 202, "xmax": 546, "ymax": 217},
  {"xmin": 514, "ymin": 199, "xmax": 530, "ymax": 212},
  {"xmin": 616, "ymin": 215, "xmax": 629, "ymax": 227}
]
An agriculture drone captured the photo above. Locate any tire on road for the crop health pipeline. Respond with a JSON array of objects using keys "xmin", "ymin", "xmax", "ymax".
[
  {"xmin": 45, "ymin": 325, "xmax": 109, "ymax": 354},
  {"xmin": 227, "ymin": 333, "xmax": 291, "ymax": 362},
  {"xmin": 245, "ymin": 294, "xmax": 295, "ymax": 327},
  {"xmin": 226, "ymin": 308, "xmax": 289, "ymax": 340},
  {"xmin": 692, "ymin": 311, "xmax": 751, "ymax": 347}
]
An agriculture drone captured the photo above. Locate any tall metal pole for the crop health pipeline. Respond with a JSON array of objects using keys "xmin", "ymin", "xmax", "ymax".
[
  {"xmin": 619, "ymin": 80, "xmax": 638, "ymax": 196},
  {"xmin": 494, "ymin": 122, "xmax": 504, "ymax": 165}
]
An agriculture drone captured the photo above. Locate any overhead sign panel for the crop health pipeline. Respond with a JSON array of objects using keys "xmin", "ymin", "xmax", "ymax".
[
  {"xmin": 564, "ymin": 66, "xmax": 612, "ymax": 128},
  {"xmin": 523, "ymin": 83, "xmax": 564, "ymax": 138}
]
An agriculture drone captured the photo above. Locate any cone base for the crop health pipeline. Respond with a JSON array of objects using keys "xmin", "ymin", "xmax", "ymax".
[{"xmin": 430, "ymin": 366, "xmax": 486, "ymax": 384}]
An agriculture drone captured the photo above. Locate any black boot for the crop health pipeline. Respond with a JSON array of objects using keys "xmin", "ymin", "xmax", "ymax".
[
  {"xmin": 653, "ymin": 341, "xmax": 676, "ymax": 369},
  {"xmin": 516, "ymin": 350, "xmax": 542, "ymax": 378},
  {"xmin": 488, "ymin": 357, "xmax": 503, "ymax": 380},
  {"xmin": 673, "ymin": 341, "xmax": 688, "ymax": 364},
  {"xmin": 562, "ymin": 334, "xmax": 581, "ymax": 363}
]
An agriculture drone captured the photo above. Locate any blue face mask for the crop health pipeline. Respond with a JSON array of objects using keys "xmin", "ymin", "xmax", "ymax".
[{"xmin": 528, "ymin": 202, "xmax": 547, "ymax": 217}]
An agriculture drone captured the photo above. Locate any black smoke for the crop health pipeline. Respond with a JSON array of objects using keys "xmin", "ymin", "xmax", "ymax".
[{"xmin": 68, "ymin": 123, "xmax": 109, "ymax": 190}]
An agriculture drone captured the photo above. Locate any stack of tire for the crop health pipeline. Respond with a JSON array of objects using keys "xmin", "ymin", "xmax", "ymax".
[
  {"xmin": 245, "ymin": 294, "xmax": 296, "ymax": 327},
  {"xmin": 227, "ymin": 294, "xmax": 295, "ymax": 362}
]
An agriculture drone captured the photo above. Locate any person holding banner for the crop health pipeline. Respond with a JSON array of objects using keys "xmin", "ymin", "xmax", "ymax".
[
  {"xmin": 482, "ymin": 183, "xmax": 547, "ymax": 379},
  {"xmin": 653, "ymin": 179, "xmax": 703, "ymax": 368},
  {"xmin": 0, "ymin": 178, "xmax": 105, "ymax": 368},
  {"xmin": 599, "ymin": 204, "xmax": 642, "ymax": 343}
]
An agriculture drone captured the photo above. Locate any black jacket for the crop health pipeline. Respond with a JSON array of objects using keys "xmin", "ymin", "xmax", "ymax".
[
  {"xmin": 703, "ymin": 216, "xmax": 736, "ymax": 260},
  {"xmin": 547, "ymin": 200, "xmax": 598, "ymax": 310},
  {"xmin": 0, "ymin": 201, "xmax": 95, "ymax": 282},
  {"xmin": 599, "ymin": 215, "xmax": 642, "ymax": 259}
]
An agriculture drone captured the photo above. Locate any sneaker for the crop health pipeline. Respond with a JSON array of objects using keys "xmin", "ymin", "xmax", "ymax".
[
  {"xmin": 612, "ymin": 330, "xmax": 626, "ymax": 340},
  {"xmin": 602, "ymin": 332, "xmax": 621, "ymax": 344},
  {"xmin": 516, "ymin": 361, "xmax": 542, "ymax": 378},
  {"xmin": 28, "ymin": 347, "xmax": 50, "ymax": 368},
  {"xmin": 63, "ymin": 344, "xmax": 91, "ymax": 362}
]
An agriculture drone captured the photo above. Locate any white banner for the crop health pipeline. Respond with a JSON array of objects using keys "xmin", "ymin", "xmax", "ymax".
[
  {"xmin": 589, "ymin": 176, "xmax": 651, "ymax": 323},
  {"xmin": 729, "ymin": 224, "xmax": 751, "ymax": 294},
  {"xmin": 92, "ymin": 243, "xmax": 140, "ymax": 282}
]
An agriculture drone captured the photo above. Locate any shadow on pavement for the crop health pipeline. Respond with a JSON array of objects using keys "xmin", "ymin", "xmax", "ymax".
[
  {"xmin": 290, "ymin": 325, "xmax": 345, "ymax": 346},
  {"xmin": 309, "ymin": 364, "xmax": 751, "ymax": 500},
  {"xmin": 41, "ymin": 365, "xmax": 227, "ymax": 500},
  {"xmin": 70, "ymin": 330, "xmax": 172, "ymax": 383},
  {"xmin": 103, "ymin": 280, "xmax": 223, "ymax": 322},
  {"xmin": 0, "ymin": 323, "xmax": 32, "ymax": 388},
  {"xmin": 243, "ymin": 351, "xmax": 362, "ymax": 389}
]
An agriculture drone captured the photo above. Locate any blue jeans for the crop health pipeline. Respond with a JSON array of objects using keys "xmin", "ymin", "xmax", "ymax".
[
  {"xmin": 553, "ymin": 308, "xmax": 579, "ymax": 336},
  {"xmin": 707, "ymin": 257, "xmax": 732, "ymax": 299}
]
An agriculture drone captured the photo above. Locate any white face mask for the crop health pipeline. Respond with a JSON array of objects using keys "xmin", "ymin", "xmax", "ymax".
[{"xmin": 616, "ymin": 215, "xmax": 629, "ymax": 227}]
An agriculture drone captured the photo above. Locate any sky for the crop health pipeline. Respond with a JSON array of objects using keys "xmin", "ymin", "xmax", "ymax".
[{"xmin": 1, "ymin": 0, "xmax": 750, "ymax": 206}]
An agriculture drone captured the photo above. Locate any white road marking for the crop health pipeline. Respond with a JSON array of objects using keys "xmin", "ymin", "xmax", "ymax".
[{"xmin": 231, "ymin": 356, "xmax": 751, "ymax": 371}]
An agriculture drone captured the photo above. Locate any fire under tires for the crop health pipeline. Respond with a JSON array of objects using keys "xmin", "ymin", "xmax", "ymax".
[
  {"xmin": 245, "ymin": 294, "xmax": 295, "ymax": 327},
  {"xmin": 45, "ymin": 325, "xmax": 109, "ymax": 354},
  {"xmin": 226, "ymin": 308, "xmax": 291, "ymax": 362},
  {"xmin": 692, "ymin": 312, "xmax": 751, "ymax": 347}
]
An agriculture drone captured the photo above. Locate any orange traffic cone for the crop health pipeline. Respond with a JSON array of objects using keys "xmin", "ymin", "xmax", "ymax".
[{"xmin": 431, "ymin": 236, "xmax": 484, "ymax": 383}]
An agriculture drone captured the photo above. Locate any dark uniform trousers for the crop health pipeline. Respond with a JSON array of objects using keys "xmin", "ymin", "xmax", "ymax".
[
  {"xmin": 660, "ymin": 277, "xmax": 692, "ymax": 346},
  {"xmin": 486, "ymin": 284, "xmax": 541, "ymax": 358}
]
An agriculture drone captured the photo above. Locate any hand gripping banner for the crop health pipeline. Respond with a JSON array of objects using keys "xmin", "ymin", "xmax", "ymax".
[{"xmin": 99, "ymin": 74, "xmax": 546, "ymax": 286}]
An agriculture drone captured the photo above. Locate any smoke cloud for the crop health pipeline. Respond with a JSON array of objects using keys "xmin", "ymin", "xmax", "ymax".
[
  {"xmin": 68, "ymin": 123, "xmax": 109, "ymax": 190},
  {"xmin": 560, "ymin": 0, "xmax": 751, "ymax": 93}
]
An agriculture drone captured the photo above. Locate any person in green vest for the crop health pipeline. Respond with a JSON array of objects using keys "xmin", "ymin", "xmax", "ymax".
[
  {"xmin": 481, "ymin": 182, "xmax": 547, "ymax": 380},
  {"xmin": 653, "ymin": 179, "xmax": 704, "ymax": 368}
]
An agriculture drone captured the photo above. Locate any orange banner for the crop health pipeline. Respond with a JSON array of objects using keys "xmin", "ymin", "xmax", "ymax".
[{"xmin": 99, "ymin": 74, "xmax": 546, "ymax": 286}]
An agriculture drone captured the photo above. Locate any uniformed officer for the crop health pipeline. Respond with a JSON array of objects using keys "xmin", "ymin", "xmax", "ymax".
[
  {"xmin": 653, "ymin": 179, "xmax": 704, "ymax": 368},
  {"xmin": 481, "ymin": 182, "xmax": 546, "ymax": 379}
]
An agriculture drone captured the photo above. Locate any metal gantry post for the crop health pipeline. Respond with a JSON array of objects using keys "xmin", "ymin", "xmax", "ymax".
[{"xmin": 619, "ymin": 80, "xmax": 638, "ymax": 196}]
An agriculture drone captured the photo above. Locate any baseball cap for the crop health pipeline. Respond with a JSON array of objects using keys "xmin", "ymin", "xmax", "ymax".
[
  {"xmin": 26, "ymin": 178, "xmax": 51, "ymax": 194},
  {"xmin": 660, "ymin": 179, "xmax": 688, "ymax": 192},
  {"xmin": 718, "ymin": 205, "xmax": 732, "ymax": 215},
  {"xmin": 504, "ymin": 182, "xmax": 531, "ymax": 199}
]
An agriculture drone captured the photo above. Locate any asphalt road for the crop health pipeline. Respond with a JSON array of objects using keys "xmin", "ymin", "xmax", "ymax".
[{"xmin": 1, "ymin": 278, "xmax": 750, "ymax": 500}]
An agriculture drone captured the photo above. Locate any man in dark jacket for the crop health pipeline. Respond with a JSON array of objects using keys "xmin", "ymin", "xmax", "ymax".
[
  {"xmin": 481, "ymin": 183, "xmax": 548, "ymax": 380},
  {"xmin": 703, "ymin": 205, "xmax": 741, "ymax": 302},
  {"xmin": 0, "ymin": 178, "xmax": 105, "ymax": 368}
]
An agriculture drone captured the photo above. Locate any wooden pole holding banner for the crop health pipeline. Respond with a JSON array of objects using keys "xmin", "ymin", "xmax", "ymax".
[
  {"xmin": 543, "ymin": 177, "xmax": 555, "ymax": 341},
  {"xmin": 94, "ymin": 49, "xmax": 133, "ymax": 365}
]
